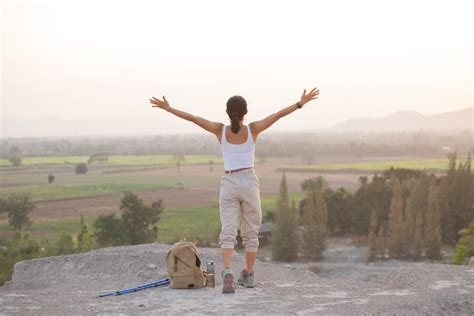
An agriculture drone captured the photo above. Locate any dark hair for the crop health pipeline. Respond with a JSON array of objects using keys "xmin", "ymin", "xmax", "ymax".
[{"xmin": 226, "ymin": 95, "xmax": 248, "ymax": 134}]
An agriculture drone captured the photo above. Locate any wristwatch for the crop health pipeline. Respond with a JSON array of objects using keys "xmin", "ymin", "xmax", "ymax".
[{"xmin": 296, "ymin": 101, "xmax": 303, "ymax": 109}]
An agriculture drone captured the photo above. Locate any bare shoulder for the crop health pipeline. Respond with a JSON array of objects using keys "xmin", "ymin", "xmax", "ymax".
[{"xmin": 249, "ymin": 122, "xmax": 258, "ymax": 133}]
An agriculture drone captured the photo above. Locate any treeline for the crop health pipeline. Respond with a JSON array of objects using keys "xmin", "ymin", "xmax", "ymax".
[
  {"xmin": 270, "ymin": 153, "xmax": 474, "ymax": 262},
  {"xmin": 2, "ymin": 130, "xmax": 472, "ymax": 162}
]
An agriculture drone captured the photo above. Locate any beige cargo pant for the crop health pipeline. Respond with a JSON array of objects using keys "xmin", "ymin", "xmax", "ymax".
[{"xmin": 218, "ymin": 168, "xmax": 262, "ymax": 252}]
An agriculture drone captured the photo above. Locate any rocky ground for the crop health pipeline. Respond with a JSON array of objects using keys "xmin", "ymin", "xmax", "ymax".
[{"xmin": 1, "ymin": 243, "xmax": 473, "ymax": 315}]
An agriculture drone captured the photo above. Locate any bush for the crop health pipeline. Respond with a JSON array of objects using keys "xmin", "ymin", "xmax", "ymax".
[
  {"xmin": 56, "ymin": 231, "xmax": 77, "ymax": 255},
  {"xmin": 9, "ymin": 156, "xmax": 22, "ymax": 166},
  {"xmin": 0, "ymin": 232, "xmax": 43, "ymax": 286},
  {"xmin": 93, "ymin": 191, "xmax": 164, "ymax": 246},
  {"xmin": 75, "ymin": 163, "xmax": 88, "ymax": 174},
  {"xmin": 0, "ymin": 193, "xmax": 34, "ymax": 234},
  {"xmin": 452, "ymin": 220, "xmax": 474, "ymax": 265}
]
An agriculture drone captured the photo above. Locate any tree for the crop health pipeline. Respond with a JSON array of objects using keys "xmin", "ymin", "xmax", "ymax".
[
  {"xmin": 93, "ymin": 213, "xmax": 127, "ymax": 246},
  {"xmin": 301, "ymin": 176, "xmax": 327, "ymax": 192},
  {"xmin": 8, "ymin": 145, "xmax": 22, "ymax": 166},
  {"xmin": 402, "ymin": 196, "xmax": 414, "ymax": 257},
  {"xmin": 76, "ymin": 215, "xmax": 95, "ymax": 253},
  {"xmin": 56, "ymin": 231, "xmax": 76, "ymax": 255},
  {"xmin": 271, "ymin": 173, "xmax": 298, "ymax": 261},
  {"xmin": 0, "ymin": 193, "xmax": 34, "ymax": 240},
  {"xmin": 413, "ymin": 211, "xmax": 424, "ymax": 260},
  {"xmin": 387, "ymin": 177, "xmax": 407, "ymax": 258},
  {"xmin": 350, "ymin": 174, "xmax": 392, "ymax": 235},
  {"xmin": 438, "ymin": 153, "xmax": 474, "ymax": 245},
  {"xmin": 325, "ymin": 187, "xmax": 352, "ymax": 235},
  {"xmin": 367, "ymin": 208, "xmax": 378, "ymax": 262},
  {"xmin": 382, "ymin": 167, "xmax": 425, "ymax": 182},
  {"xmin": 9, "ymin": 156, "xmax": 22, "ymax": 167},
  {"xmin": 452, "ymin": 220, "xmax": 474, "ymax": 265},
  {"xmin": 0, "ymin": 232, "xmax": 41, "ymax": 286},
  {"xmin": 302, "ymin": 184, "xmax": 328, "ymax": 260},
  {"xmin": 403, "ymin": 176, "xmax": 430, "ymax": 259},
  {"xmin": 48, "ymin": 173, "xmax": 55, "ymax": 184},
  {"xmin": 170, "ymin": 153, "xmax": 185, "ymax": 173},
  {"xmin": 120, "ymin": 191, "xmax": 163, "ymax": 245},
  {"xmin": 424, "ymin": 179, "xmax": 442, "ymax": 260},
  {"xmin": 75, "ymin": 163, "xmax": 88, "ymax": 174}
]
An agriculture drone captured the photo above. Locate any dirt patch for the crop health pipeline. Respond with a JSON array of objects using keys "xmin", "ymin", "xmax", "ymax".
[{"xmin": 23, "ymin": 188, "xmax": 220, "ymax": 220}]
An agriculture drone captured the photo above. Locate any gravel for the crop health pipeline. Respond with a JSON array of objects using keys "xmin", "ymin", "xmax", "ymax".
[{"xmin": 1, "ymin": 243, "xmax": 473, "ymax": 315}]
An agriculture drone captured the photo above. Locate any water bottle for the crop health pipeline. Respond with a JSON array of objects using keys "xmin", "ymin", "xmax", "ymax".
[
  {"xmin": 206, "ymin": 261, "xmax": 215, "ymax": 274},
  {"xmin": 206, "ymin": 261, "xmax": 215, "ymax": 288}
]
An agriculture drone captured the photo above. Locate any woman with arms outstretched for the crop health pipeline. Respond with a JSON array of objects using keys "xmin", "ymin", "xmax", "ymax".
[{"xmin": 149, "ymin": 87, "xmax": 320, "ymax": 294}]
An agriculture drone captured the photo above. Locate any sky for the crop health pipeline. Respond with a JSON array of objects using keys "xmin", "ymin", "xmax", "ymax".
[{"xmin": 1, "ymin": 0, "xmax": 473, "ymax": 136}]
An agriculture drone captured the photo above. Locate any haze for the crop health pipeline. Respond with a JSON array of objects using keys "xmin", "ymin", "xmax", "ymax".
[{"xmin": 1, "ymin": 0, "xmax": 472, "ymax": 137}]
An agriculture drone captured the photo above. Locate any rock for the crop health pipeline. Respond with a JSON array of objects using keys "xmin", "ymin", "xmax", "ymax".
[
  {"xmin": 0, "ymin": 243, "xmax": 473, "ymax": 314},
  {"xmin": 148, "ymin": 264, "xmax": 157, "ymax": 269}
]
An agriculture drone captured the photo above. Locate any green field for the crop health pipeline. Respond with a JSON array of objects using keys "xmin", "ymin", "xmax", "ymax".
[
  {"xmin": 0, "ymin": 192, "xmax": 306, "ymax": 244},
  {"xmin": 0, "ymin": 155, "xmax": 224, "ymax": 167},
  {"xmin": 0, "ymin": 171, "xmax": 222, "ymax": 201},
  {"xmin": 282, "ymin": 159, "xmax": 451, "ymax": 172},
  {"xmin": 0, "ymin": 183, "xmax": 171, "ymax": 202}
]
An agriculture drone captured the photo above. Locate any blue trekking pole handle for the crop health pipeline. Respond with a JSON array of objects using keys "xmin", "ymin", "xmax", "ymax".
[{"xmin": 99, "ymin": 278, "xmax": 170, "ymax": 297}]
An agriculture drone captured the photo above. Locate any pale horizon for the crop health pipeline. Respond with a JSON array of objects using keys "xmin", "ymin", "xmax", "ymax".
[{"xmin": 1, "ymin": 0, "xmax": 473, "ymax": 137}]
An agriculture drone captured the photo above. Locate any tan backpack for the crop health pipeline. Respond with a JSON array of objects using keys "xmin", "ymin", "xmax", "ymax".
[{"xmin": 166, "ymin": 241, "xmax": 208, "ymax": 289}]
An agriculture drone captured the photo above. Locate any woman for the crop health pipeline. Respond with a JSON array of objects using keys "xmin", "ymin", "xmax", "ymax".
[{"xmin": 149, "ymin": 87, "xmax": 320, "ymax": 293}]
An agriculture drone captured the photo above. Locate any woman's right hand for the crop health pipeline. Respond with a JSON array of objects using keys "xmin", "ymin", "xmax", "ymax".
[
  {"xmin": 299, "ymin": 87, "xmax": 320, "ymax": 106},
  {"xmin": 150, "ymin": 96, "xmax": 171, "ymax": 111}
]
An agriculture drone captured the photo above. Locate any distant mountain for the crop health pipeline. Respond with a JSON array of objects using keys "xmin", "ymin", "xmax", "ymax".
[
  {"xmin": 1, "ymin": 108, "xmax": 472, "ymax": 139},
  {"xmin": 330, "ymin": 108, "xmax": 473, "ymax": 132}
]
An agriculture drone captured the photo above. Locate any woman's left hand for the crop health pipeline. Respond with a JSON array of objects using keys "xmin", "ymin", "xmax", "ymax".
[{"xmin": 299, "ymin": 87, "xmax": 320, "ymax": 106}]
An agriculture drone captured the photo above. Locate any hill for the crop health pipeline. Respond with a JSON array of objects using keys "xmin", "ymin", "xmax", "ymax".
[
  {"xmin": 0, "ymin": 243, "xmax": 473, "ymax": 314},
  {"xmin": 330, "ymin": 107, "xmax": 473, "ymax": 132}
]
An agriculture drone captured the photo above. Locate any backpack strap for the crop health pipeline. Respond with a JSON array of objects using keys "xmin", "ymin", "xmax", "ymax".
[{"xmin": 174, "ymin": 255, "xmax": 193, "ymax": 270}]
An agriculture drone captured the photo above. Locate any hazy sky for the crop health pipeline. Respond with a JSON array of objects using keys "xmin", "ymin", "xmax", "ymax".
[{"xmin": 1, "ymin": 0, "xmax": 473, "ymax": 135}]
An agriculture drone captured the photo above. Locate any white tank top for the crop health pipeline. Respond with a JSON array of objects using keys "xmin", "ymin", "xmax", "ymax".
[{"xmin": 220, "ymin": 124, "xmax": 255, "ymax": 171}]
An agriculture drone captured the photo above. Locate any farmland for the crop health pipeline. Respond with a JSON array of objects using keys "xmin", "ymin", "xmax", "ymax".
[{"xmin": 0, "ymin": 154, "xmax": 449, "ymax": 243}]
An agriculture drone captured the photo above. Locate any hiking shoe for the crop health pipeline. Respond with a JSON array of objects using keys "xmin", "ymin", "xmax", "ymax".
[
  {"xmin": 221, "ymin": 268, "xmax": 236, "ymax": 294},
  {"xmin": 237, "ymin": 269, "xmax": 255, "ymax": 288}
]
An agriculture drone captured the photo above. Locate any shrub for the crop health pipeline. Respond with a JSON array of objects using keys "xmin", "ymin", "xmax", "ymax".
[
  {"xmin": 75, "ymin": 163, "xmax": 88, "ymax": 174},
  {"xmin": 452, "ymin": 220, "xmax": 474, "ymax": 265}
]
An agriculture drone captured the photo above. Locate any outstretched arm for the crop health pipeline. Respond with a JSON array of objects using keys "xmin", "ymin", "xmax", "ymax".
[
  {"xmin": 149, "ymin": 96, "xmax": 223, "ymax": 136},
  {"xmin": 250, "ymin": 87, "xmax": 319, "ymax": 137}
]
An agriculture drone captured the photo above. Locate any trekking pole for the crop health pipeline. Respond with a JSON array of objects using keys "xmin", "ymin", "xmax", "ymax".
[
  {"xmin": 99, "ymin": 277, "xmax": 170, "ymax": 297},
  {"xmin": 99, "ymin": 278, "xmax": 170, "ymax": 297},
  {"xmin": 112, "ymin": 279, "xmax": 170, "ymax": 296}
]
